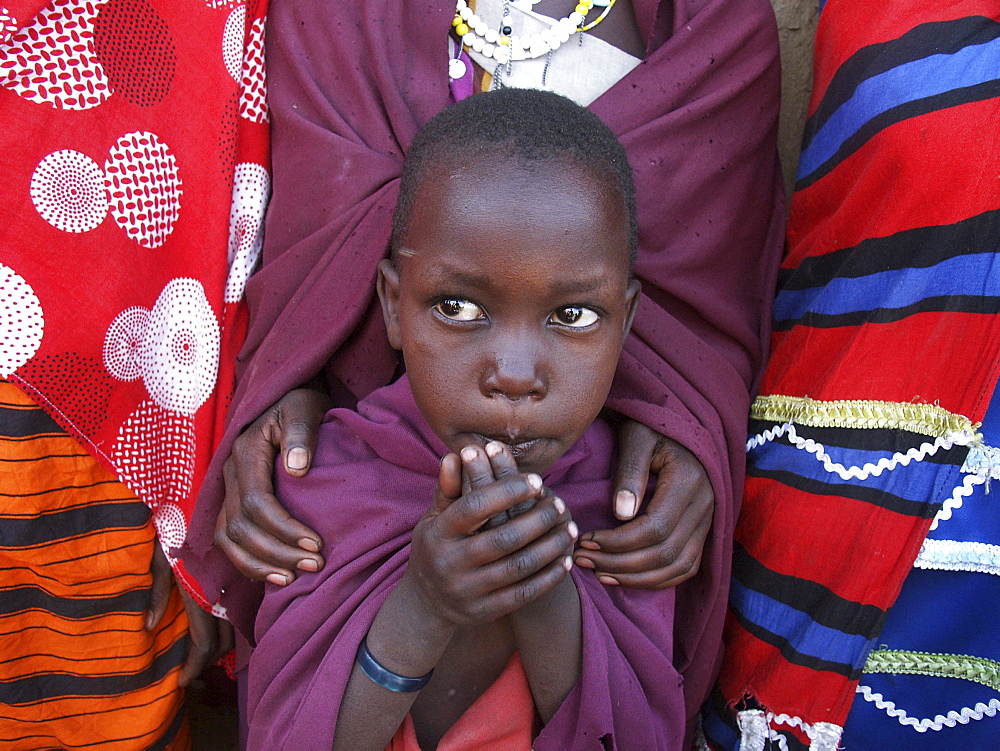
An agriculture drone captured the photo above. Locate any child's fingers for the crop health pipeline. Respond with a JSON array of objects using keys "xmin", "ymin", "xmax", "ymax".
[
  {"xmin": 460, "ymin": 445, "xmax": 496, "ymax": 494},
  {"xmin": 443, "ymin": 473, "xmax": 543, "ymax": 536},
  {"xmin": 474, "ymin": 517, "xmax": 578, "ymax": 592},
  {"xmin": 466, "ymin": 494, "xmax": 572, "ymax": 566},
  {"xmin": 474, "ymin": 554, "xmax": 574, "ymax": 619},
  {"xmin": 484, "ymin": 440, "xmax": 519, "ymax": 479},
  {"xmin": 432, "ymin": 453, "xmax": 463, "ymax": 513}
]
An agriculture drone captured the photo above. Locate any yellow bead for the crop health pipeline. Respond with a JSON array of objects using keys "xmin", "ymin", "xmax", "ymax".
[
  {"xmin": 452, "ymin": 14, "xmax": 461, "ymax": 26},
  {"xmin": 500, "ymin": 37, "xmax": 510, "ymax": 45},
  {"xmin": 575, "ymin": 3, "xmax": 590, "ymax": 14},
  {"xmin": 455, "ymin": 22, "xmax": 470, "ymax": 36}
]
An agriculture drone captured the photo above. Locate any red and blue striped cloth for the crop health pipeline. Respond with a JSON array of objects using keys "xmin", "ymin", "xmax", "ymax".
[{"xmin": 705, "ymin": 2, "xmax": 1000, "ymax": 748}]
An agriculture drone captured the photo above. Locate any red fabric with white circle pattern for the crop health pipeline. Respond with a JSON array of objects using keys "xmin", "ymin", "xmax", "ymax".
[{"xmin": 0, "ymin": 0, "xmax": 270, "ymax": 608}]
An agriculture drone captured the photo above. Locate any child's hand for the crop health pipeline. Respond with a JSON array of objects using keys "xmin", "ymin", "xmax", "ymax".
[{"xmin": 404, "ymin": 442, "xmax": 577, "ymax": 628}]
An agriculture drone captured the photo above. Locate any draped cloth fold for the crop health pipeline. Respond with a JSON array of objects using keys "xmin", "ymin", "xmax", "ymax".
[{"xmin": 183, "ymin": 0, "xmax": 785, "ymax": 725}]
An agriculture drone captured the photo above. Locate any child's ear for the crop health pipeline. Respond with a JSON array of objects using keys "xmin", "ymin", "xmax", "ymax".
[
  {"xmin": 622, "ymin": 279, "xmax": 641, "ymax": 340},
  {"xmin": 376, "ymin": 259, "xmax": 402, "ymax": 351}
]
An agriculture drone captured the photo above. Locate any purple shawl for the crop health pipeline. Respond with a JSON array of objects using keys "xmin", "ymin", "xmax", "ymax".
[
  {"xmin": 184, "ymin": 0, "xmax": 784, "ymax": 724},
  {"xmin": 248, "ymin": 377, "xmax": 684, "ymax": 749}
]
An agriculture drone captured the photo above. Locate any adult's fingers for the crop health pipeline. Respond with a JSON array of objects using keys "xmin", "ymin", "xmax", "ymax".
[
  {"xmin": 608, "ymin": 419, "xmax": 659, "ymax": 521},
  {"xmin": 573, "ymin": 511, "xmax": 710, "ymax": 589},
  {"xmin": 215, "ymin": 458, "xmax": 324, "ymax": 586},
  {"xmin": 176, "ymin": 587, "xmax": 234, "ymax": 688},
  {"xmin": 145, "ymin": 540, "xmax": 172, "ymax": 631},
  {"xmin": 277, "ymin": 388, "xmax": 334, "ymax": 478},
  {"xmin": 229, "ymin": 411, "xmax": 323, "ymax": 553},
  {"xmin": 576, "ymin": 432, "xmax": 714, "ymax": 589}
]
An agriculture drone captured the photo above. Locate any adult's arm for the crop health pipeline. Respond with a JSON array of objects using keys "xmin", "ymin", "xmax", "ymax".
[{"xmin": 183, "ymin": 4, "xmax": 785, "ymax": 692}]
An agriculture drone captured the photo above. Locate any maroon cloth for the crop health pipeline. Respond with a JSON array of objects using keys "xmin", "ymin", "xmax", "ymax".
[
  {"xmin": 248, "ymin": 376, "xmax": 684, "ymax": 749},
  {"xmin": 183, "ymin": 0, "xmax": 785, "ymax": 725}
]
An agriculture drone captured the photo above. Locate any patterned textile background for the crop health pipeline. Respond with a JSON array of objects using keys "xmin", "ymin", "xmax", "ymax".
[{"xmin": 0, "ymin": 0, "xmax": 270, "ymax": 609}]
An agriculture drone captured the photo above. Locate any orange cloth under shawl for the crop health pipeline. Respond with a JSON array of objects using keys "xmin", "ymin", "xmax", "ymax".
[
  {"xmin": 386, "ymin": 652, "xmax": 535, "ymax": 751},
  {"xmin": 0, "ymin": 382, "xmax": 190, "ymax": 750}
]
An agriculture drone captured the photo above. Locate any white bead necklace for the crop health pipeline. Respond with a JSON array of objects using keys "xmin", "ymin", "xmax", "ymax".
[{"xmin": 452, "ymin": 0, "xmax": 596, "ymax": 65}]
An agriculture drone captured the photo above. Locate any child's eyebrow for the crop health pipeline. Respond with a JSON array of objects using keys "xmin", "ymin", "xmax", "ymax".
[{"xmin": 551, "ymin": 276, "xmax": 618, "ymax": 295}]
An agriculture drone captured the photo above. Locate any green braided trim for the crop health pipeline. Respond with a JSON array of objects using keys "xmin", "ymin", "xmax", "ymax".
[
  {"xmin": 751, "ymin": 395, "xmax": 978, "ymax": 437},
  {"xmin": 864, "ymin": 649, "xmax": 1000, "ymax": 692}
]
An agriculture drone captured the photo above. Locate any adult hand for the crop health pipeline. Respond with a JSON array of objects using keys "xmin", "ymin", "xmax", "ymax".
[
  {"xmin": 215, "ymin": 387, "xmax": 334, "ymax": 586},
  {"xmin": 574, "ymin": 419, "xmax": 714, "ymax": 589},
  {"xmin": 176, "ymin": 584, "xmax": 235, "ymax": 687},
  {"xmin": 145, "ymin": 541, "xmax": 235, "ymax": 686}
]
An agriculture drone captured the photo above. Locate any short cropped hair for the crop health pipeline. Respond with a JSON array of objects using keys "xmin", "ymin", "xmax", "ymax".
[{"xmin": 391, "ymin": 88, "xmax": 638, "ymax": 266}]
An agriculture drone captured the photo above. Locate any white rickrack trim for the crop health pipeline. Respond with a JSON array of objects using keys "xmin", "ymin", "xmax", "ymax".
[
  {"xmin": 736, "ymin": 710, "xmax": 842, "ymax": 751},
  {"xmin": 856, "ymin": 684, "xmax": 1000, "ymax": 732},
  {"xmin": 767, "ymin": 713, "xmax": 842, "ymax": 750},
  {"xmin": 746, "ymin": 423, "xmax": 975, "ymax": 481},
  {"xmin": 930, "ymin": 473, "xmax": 984, "ymax": 531},
  {"xmin": 737, "ymin": 709, "xmax": 768, "ymax": 751},
  {"xmin": 962, "ymin": 443, "xmax": 1000, "ymax": 492},
  {"xmin": 914, "ymin": 538, "xmax": 1000, "ymax": 576},
  {"xmin": 693, "ymin": 715, "xmax": 712, "ymax": 751},
  {"xmin": 962, "ymin": 443, "xmax": 1000, "ymax": 479}
]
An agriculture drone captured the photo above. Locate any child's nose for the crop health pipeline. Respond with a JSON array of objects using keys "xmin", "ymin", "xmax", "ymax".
[{"xmin": 480, "ymin": 342, "xmax": 547, "ymax": 402}]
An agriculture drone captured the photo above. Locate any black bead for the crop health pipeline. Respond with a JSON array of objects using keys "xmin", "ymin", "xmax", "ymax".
[{"xmin": 501, "ymin": 25, "xmax": 512, "ymax": 35}]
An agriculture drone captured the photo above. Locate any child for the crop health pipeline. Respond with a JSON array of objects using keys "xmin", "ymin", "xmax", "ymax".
[{"xmin": 243, "ymin": 89, "xmax": 683, "ymax": 749}]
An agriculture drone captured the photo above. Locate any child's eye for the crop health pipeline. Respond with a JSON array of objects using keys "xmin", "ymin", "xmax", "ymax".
[
  {"xmin": 550, "ymin": 306, "xmax": 599, "ymax": 328},
  {"xmin": 435, "ymin": 298, "xmax": 485, "ymax": 322}
]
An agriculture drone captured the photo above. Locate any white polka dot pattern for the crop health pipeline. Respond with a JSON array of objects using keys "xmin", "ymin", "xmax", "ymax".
[
  {"xmin": 30, "ymin": 149, "xmax": 109, "ymax": 233},
  {"xmin": 0, "ymin": 264, "xmax": 44, "ymax": 377},
  {"xmin": 239, "ymin": 16, "xmax": 267, "ymax": 123},
  {"xmin": 105, "ymin": 131, "xmax": 182, "ymax": 249},
  {"xmin": 154, "ymin": 502, "xmax": 188, "ymax": 558},
  {"xmin": 222, "ymin": 5, "xmax": 245, "ymax": 83},
  {"xmin": 225, "ymin": 162, "xmax": 270, "ymax": 303},
  {"xmin": 138, "ymin": 278, "xmax": 220, "ymax": 416},
  {"xmin": 112, "ymin": 399, "xmax": 195, "ymax": 509},
  {"xmin": 103, "ymin": 306, "xmax": 150, "ymax": 381},
  {"xmin": 0, "ymin": 0, "xmax": 110, "ymax": 110}
]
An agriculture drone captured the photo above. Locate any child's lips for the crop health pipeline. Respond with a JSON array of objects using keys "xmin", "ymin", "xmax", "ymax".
[{"xmin": 474, "ymin": 433, "xmax": 542, "ymax": 458}]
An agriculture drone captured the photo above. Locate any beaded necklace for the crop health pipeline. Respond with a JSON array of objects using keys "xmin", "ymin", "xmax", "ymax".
[{"xmin": 451, "ymin": 0, "xmax": 617, "ymax": 67}]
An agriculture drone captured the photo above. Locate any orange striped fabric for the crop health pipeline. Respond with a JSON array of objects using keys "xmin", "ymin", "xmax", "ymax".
[{"xmin": 0, "ymin": 382, "xmax": 191, "ymax": 750}]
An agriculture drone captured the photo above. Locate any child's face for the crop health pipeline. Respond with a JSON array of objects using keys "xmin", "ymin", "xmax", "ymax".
[{"xmin": 378, "ymin": 156, "xmax": 640, "ymax": 475}]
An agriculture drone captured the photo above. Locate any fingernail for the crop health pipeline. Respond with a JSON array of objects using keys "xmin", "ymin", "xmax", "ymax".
[
  {"xmin": 575, "ymin": 556, "xmax": 595, "ymax": 569},
  {"xmin": 298, "ymin": 537, "xmax": 320, "ymax": 553},
  {"xmin": 526, "ymin": 474, "xmax": 542, "ymax": 491},
  {"xmin": 598, "ymin": 575, "xmax": 619, "ymax": 586},
  {"xmin": 567, "ymin": 521, "xmax": 579, "ymax": 540},
  {"xmin": 615, "ymin": 489, "xmax": 637, "ymax": 519},
  {"xmin": 579, "ymin": 539, "xmax": 601, "ymax": 551},
  {"xmin": 563, "ymin": 556, "xmax": 573, "ymax": 572},
  {"xmin": 461, "ymin": 446, "xmax": 477, "ymax": 462},
  {"xmin": 485, "ymin": 441, "xmax": 502, "ymax": 458},
  {"xmin": 553, "ymin": 497, "xmax": 566, "ymax": 514},
  {"xmin": 266, "ymin": 573, "xmax": 288, "ymax": 586},
  {"xmin": 287, "ymin": 448, "xmax": 308, "ymax": 471},
  {"xmin": 297, "ymin": 558, "xmax": 319, "ymax": 572},
  {"xmin": 144, "ymin": 612, "xmax": 154, "ymax": 630}
]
